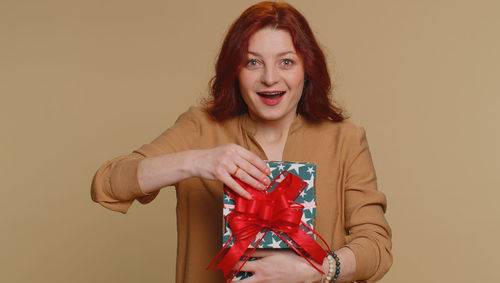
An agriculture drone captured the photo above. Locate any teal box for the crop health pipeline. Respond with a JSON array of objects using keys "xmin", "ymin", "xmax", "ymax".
[{"xmin": 222, "ymin": 161, "xmax": 317, "ymax": 280}]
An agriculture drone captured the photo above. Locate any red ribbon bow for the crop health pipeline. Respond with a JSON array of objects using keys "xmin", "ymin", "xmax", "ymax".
[{"xmin": 207, "ymin": 171, "xmax": 330, "ymax": 281}]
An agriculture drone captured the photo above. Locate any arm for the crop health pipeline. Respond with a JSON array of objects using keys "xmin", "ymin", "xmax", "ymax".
[
  {"xmin": 137, "ymin": 146, "xmax": 271, "ymax": 198},
  {"xmin": 90, "ymin": 108, "xmax": 200, "ymax": 214},
  {"xmin": 91, "ymin": 153, "xmax": 156, "ymax": 214},
  {"xmin": 91, "ymin": 108, "xmax": 270, "ymax": 213},
  {"xmin": 343, "ymin": 127, "xmax": 392, "ymax": 281}
]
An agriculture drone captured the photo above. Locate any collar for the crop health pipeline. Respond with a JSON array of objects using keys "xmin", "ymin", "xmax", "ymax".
[{"xmin": 239, "ymin": 112, "xmax": 305, "ymax": 137}]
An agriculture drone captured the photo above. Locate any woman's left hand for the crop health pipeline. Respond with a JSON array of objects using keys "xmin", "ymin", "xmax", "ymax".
[{"xmin": 237, "ymin": 250, "xmax": 323, "ymax": 283}]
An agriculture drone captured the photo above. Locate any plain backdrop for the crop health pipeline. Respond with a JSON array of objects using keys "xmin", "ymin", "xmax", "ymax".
[{"xmin": 1, "ymin": 0, "xmax": 499, "ymax": 282}]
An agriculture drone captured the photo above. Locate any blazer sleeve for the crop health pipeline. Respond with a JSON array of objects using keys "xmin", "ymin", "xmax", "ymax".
[
  {"xmin": 90, "ymin": 107, "xmax": 202, "ymax": 214},
  {"xmin": 343, "ymin": 127, "xmax": 393, "ymax": 282}
]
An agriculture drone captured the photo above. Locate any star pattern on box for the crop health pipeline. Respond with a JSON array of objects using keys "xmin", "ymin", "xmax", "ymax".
[
  {"xmin": 287, "ymin": 163, "xmax": 305, "ymax": 174},
  {"xmin": 223, "ymin": 208, "xmax": 232, "ymax": 217},
  {"xmin": 302, "ymin": 199, "xmax": 316, "ymax": 213},
  {"xmin": 277, "ymin": 163, "xmax": 286, "ymax": 171},
  {"xmin": 301, "ymin": 211, "xmax": 311, "ymax": 224},
  {"xmin": 222, "ymin": 161, "xmax": 317, "ymax": 280},
  {"xmin": 223, "ymin": 227, "xmax": 232, "ymax": 240},
  {"xmin": 299, "ymin": 188, "xmax": 308, "ymax": 198},
  {"xmin": 304, "ymin": 175, "xmax": 315, "ymax": 192},
  {"xmin": 307, "ymin": 166, "xmax": 315, "ymax": 175},
  {"xmin": 268, "ymin": 237, "xmax": 283, "ymax": 248},
  {"xmin": 268, "ymin": 164, "xmax": 278, "ymax": 173}
]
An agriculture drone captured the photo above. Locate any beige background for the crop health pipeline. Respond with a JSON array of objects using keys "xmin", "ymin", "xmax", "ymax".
[{"xmin": 1, "ymin": 0, "xmax": 499, "ymax": 282}]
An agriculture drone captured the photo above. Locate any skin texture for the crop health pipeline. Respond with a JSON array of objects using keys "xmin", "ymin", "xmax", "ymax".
[
  {"xmin": 238, "ymin": 28, "xmax": 305, "ymax": 126},
  {"xmin": 137, "ymin": 28, "xmax": 356, "ymax": 282},
  {"xmin": 138, "ymin": 145, "xmax": 270, "ymax": 200},
  {"xmin": 238, "ymin": 27, "xmax": 306, "ymax": 161}
]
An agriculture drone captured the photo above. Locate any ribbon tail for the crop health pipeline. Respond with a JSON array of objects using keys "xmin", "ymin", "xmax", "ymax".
[
  {"xmin": 285, "ymin": 228, "xmax": 326, "ymax": 264},
  {"xmin": 273, "ymin": 230, "xmax": 325, "ymax": 274},
  {"xmin": 206, "ymin": 234, "xmax": 234, "ymax": 271},
  {"xmin": 214, "ymin": 234, "xmax": 254, "ymax": 277},
  {"xmin": 228, "ymin": 230, "xmax": 267, "ymax": 281},
  {"xmin": 301, "ymin": 220, "xmax": 332, "ymax": 253}
]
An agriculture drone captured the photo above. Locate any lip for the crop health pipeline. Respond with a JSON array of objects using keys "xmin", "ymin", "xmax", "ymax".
[{"xmin": 256, "ymin": 91, "xmax": 286, "ymax": 106}]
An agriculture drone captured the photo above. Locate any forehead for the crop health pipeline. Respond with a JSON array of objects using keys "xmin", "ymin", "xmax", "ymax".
[{"xmin": 247, "ymin": 28, "xmax": 296, "ymax": 55}]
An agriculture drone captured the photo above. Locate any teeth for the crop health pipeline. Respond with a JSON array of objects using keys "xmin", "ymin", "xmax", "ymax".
[{"xmin": 258, "ymin": 91, "xmax": 285, "ymax": 96}]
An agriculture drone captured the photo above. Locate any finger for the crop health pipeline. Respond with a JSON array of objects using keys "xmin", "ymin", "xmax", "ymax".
[
  {"xmin": 237, "ymin": 274, "xmax": 259, "ymax": 283},
  {"xmin": 235, "ymin": 148, "xmax": 271, "ymax": 184},
  {"xmin": 233, "ymin": 157, "xmax": 269, "ymax": 190},
  {"xmin": 220, "ymin": 173, "xmax": 252, "ymax": 200},
  {"xmin": 235, "ymin": 259, "xmax": 258, "ymax": 272},
  {"xmin": 236, "ymin": 147, "xmax": 270, "ymax": 174},
  {"xmin": 231, "ymin": 165, "xmax": 241, "ymax": 177}
]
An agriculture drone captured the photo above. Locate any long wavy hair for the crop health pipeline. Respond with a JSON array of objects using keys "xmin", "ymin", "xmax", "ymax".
[{"xmin": 205, "ymin": 1, "xmax": 344, "ymax": 122}]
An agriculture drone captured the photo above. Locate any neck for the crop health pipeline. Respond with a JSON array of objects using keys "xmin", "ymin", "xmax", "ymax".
[
  {"xmin": 251, "ymin": 112, "xmax": 296, "ymax": 141},
  {"xmin": 249, "ymin": 112, "xmax": 297, "ymax": 162}
]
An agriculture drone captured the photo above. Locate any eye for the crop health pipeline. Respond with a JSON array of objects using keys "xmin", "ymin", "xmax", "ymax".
[
  {"xmin": 246, "ymin": 59, "xmax": 260, "ymax": 68},
  {"xmin": 281, "ymin": 59, "xmax": 294, "ymax": 67}
]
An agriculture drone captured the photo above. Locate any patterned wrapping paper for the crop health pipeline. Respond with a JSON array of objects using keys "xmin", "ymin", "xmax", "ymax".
[{"xmin": 222, "ymin": 161, "xmax": 317, "ymax": 281}]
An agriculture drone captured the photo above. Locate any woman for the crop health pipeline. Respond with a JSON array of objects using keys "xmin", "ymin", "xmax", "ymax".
[{"xmin": 91, "ymin": 1, "xmax": 392, "ymax": 282}]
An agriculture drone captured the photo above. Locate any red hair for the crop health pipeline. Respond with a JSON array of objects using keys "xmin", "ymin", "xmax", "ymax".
[{"xmin": 205, "ymin": 1, "xmax": 344, "ymax": 122}]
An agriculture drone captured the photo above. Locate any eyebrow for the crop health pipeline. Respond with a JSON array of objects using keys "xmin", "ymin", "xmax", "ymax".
[{"xmin": 247, "ymin": 51, "xmax": 297, "ymax": 57}]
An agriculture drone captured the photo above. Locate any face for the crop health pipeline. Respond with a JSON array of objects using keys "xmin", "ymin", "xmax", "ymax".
[{"xmin": 238, "ymin": 28, "xmax": 305, "ymax": 123}]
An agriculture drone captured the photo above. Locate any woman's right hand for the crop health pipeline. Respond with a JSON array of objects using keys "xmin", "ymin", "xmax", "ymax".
[
  {"xmin": 190, "ymin": 144, "xmax": 271, "ymax": 199},
  {"xmin": 138, "ymin": 144, "xmax": 270, "ymax": 199}
]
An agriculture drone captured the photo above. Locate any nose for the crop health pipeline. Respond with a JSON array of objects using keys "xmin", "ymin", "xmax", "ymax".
[{"xmin": 260, "ymin": 65, "xmax": 279, "ymax": 86}]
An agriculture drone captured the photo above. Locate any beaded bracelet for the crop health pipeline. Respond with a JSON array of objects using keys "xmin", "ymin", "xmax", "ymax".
[{"xmin": 323, "ymin": 251, "xmax": 340, "ymax": 283}]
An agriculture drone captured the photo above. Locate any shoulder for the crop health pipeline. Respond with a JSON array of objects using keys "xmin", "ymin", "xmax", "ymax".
[
  {"xmin": 173, "ymin": 106, "xmax": 217, "ymax": 129},
  {"xmin": 175, "ymin": 106, "xmax": 211, "ymax": 123},
  {"xmin": 335, "ymin": 121, "xmax": 367, "ymax": 146},
  {"xmin": 173, "ymin": 106, "xmax": 241, "ymax": 134}
]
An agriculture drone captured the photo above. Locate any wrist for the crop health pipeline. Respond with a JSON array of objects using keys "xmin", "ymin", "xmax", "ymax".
[
  {"xmin": 301, "ymin": 256, "xmax": 327, "ymax": 283},
  {"xmin": 321, "ymin": 251, "xmax": 341, "ymax": 283},
  {"xmin": 318, "ymin": 256, "xmax": 330, "ymax": 282},
  {"xmin": 307, "ymin": 254, "xmax": 333, "ymax": 283},
  {"xmin": 177, "ymin": 150, "xmax": 199, "ymax": 179}
]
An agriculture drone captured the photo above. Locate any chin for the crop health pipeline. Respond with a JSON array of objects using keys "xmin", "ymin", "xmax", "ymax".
[{"xmin": 252, "ymin": 108, "xmax": 292, "ymax": 122}]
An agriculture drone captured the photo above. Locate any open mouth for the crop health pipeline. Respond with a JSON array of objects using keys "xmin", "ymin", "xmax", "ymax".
[
  {"xmin": 256, "ymin": 91, "xmax": 286, "ymax": 106},
  {"xmin": 256, "ymin": 91, "xmax": 286, "ymax": 98}
]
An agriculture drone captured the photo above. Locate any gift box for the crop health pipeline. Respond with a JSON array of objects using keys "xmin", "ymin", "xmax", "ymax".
[{"xmin": 222, "ymin": 161, "xmax": 317, "ymax": 280}]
